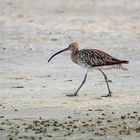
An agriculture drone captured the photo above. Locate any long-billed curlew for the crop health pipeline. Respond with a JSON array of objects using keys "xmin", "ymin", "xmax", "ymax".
[{"xmin": 48, "ymin": 43, "xmax": 129, "ymax": 97}]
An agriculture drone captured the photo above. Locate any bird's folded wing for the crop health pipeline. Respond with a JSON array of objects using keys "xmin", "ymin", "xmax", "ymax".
[{"xmin": 78, "ymin": 49, "xmax": 127, "ymax": 67}]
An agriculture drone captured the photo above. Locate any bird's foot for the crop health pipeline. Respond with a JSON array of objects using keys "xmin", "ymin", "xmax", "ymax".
[
  {"xmin": 108, "ymin": 80, "xmax": 112, "ymax": 83},
  {"xmin": 101, "ymin": 92, "xmax": 112, "ymax": 97},
  {"xmin": 66, "ymin": 93, "xmax": 78, "ymax": 97}
]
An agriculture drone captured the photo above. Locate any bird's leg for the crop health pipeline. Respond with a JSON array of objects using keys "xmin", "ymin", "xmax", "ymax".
[
  {"xmin": 100, "ymin": 70, "xmax": 112, "ymax": 97},
  {"xmin": 66, "ymin": 70, "xmax": 88, "ymax": 97}
]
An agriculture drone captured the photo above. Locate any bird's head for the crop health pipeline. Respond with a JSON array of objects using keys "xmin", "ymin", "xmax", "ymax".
[
  {"xmin": 48, "ymin": 42, "xmax": 79, "ymax": 62},
  {"xmin": 68, "ymin": 42, "xmax": 79, "ymax": 51}
]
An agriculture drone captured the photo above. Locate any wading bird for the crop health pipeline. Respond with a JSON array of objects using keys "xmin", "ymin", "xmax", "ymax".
[{"xmin": 48, "ymin": 43, "xmax": 129, "ymax": 97}]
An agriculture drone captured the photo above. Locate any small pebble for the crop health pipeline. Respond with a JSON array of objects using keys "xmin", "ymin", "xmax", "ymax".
[
  {"xmin": 88, "ymin": 119, "xmax": 92, "ymax": 122},
  {"xmin": 121, "ymin": 116, "xmax": 126, "ymax": 119},
  {"xmin": 135, "ymin": 127, "xmax": 140, "ymax": 133},
  {"xmin": 16, "ymin": 126, "xmax": 20, "ymax": 128},
  {"xmin": 100, "ymin": 128, "xmax": 104, "ymax": 130},
  {"xmin": 66, "ymin": 127, "xmax": 70, "ymax": 130},
  {"xmin": 107, "ymin": 120, "xmax": 112, "ymax": 123},
  {"xmin": 11, "ymin": 86, "xmax": 24, "ymax": 88},
  {"xmin": 101, "ymin": 113, "xmax": 106, "ymax": 116},
  {"xmin": 73, "ymin": 125, "xmax": 78, "ymax": 129},
  {"xmin": 97, "ymin": 121, "xmax": 103, "ymax": 124},
  {"xmin": 82, "ymin": 124, "xmax": 90, "ymax": 127},
  {"xmin": 53, "ymin": 128, "xmax": 59, "ymax": 131},
  {"xmin": 47, "ymin": 134, "xmax": 52, "ymax": 137},
  {"xmin": 110, "ymin": 126, "xmax": 117, "ymax": 128},
  {"xmin": 133, "ymin": 111, "xmax": 138, "ymax": 114},
  {"xmin": 94, "ymin": 132, "xmax": 103, "ymax": 136},
  {"xmin": 67, "ymin": 116, "xmax": 72, "ymax": 119},
  {"xmin": 81, "ymin": 131, "xmax": 85, "ymax": 134},
  {"xmin": 50, "ymin": 38, "xmax": 58, "ymax": 41},
  {"xmin": 69, "ymin": 121, "xmax": 73, "ymax": 124},
  {"xmin": 95, "ymin": 109, "xmax": 104, "ymax": 111},
  {"xmin": 0, "ymin": 127, "xmax": 5, "ymax": 131},
  {"xmin": 98, "ymin": 117, "xmax": 104, "ymax": 120},
  {"xmin": 130, "ymin": 116, "xmax": 135, "ymax": 119}
]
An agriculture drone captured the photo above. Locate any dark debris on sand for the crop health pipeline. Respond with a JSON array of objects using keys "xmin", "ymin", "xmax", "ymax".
[{"xmin": 0, "ymin": 110, "xmax": 140, "ymax": 139}]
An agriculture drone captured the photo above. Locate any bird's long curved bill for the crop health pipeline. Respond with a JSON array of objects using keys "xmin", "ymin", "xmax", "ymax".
[{"xmin": 48, "ymin": 47, "xmax": 69, "ymax": 62}]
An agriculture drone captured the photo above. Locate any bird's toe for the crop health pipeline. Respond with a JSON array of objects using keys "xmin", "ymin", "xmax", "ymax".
[
  {"xmin": 66, "ymin": 93, "xmax": 78, "ymax": 97},
  {"xmin": 101, "ymin": 93, "xmax": 112, "ymax": 97}
]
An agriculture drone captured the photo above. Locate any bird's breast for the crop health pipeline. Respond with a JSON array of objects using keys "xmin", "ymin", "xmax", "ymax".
[{"xmin": 71, "ymin": 55, "xmax": 78, "ymax": 64}]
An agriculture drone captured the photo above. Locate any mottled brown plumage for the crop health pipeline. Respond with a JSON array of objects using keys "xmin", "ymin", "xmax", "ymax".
[{"xmin": 48, "ymin": 43, "xmax": 129, "ymax": 97}]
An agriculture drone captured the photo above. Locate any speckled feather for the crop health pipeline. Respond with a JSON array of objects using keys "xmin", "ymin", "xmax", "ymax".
[{"xmin": 72, "ymin": 49, "xmax": 128, "ymax": 70}]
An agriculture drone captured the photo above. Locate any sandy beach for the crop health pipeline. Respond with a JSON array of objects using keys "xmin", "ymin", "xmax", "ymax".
[{"xmin": 0, "ymin": 0, "xmax": 140, "ymax": 139}]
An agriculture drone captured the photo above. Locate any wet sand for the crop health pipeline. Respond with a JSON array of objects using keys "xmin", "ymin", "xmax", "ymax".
[{"xmin": 0, "ymin": 0, "xmax": 140, "ymax": 139}]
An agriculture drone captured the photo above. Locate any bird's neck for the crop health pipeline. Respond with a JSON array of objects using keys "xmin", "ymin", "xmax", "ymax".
[
  {"xmin": 71, "ymin": 48, "xmax": 79, "ymax": 63},
  {"xmin": 71, "ymin": 47, "xmax": 79, "ymax": 56}
]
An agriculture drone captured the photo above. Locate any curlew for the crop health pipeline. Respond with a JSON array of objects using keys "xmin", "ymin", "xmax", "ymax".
[{"xmin": 48, "ymin": 43, "xmax": 129, "ymax": 97}]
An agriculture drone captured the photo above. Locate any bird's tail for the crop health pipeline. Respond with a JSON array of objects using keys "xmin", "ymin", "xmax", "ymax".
[{"xmin": 116, "ymin": 64, "xmax": 128, "ymax": 71}]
